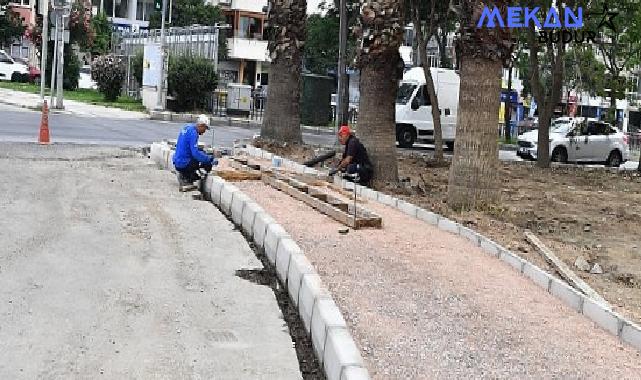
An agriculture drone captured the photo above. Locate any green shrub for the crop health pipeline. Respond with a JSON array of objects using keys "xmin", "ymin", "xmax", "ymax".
[
  {"xmin": 91, "ymin": 54, "xmax": 125, "ymax": 101},
  {"xmin": 44, "ymin": 44, "xmax": 80, "ymax": 90},
  {"xmin": 167, "ymin": 55, "xmax": 217, "ymax": 112}
]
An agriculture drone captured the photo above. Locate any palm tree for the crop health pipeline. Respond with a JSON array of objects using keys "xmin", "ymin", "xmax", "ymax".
[
  {"xmin": 447, "ymin": 1, "xmax": 513, "ymax": 210},
  {"xmin": 355, "ymin": 0, "xmax": 405, "ymax": 185},
  {"xmin": 261, "ymin": 0, "xmax": 307, "ymax": 143}
]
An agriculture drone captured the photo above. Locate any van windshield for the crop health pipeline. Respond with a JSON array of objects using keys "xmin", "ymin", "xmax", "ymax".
[{"xmin": 396, "ymin": 83, "xmax": 416, "ymax": 105}]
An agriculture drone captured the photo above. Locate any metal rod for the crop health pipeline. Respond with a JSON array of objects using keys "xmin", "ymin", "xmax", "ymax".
[
  {"xmin": 49, "ymin": 13, "xmax": 59, "ymax": 107},
  {"xmin": 155, "ymin": 0, "xmax": 167, "ymax": 110},
  {"xmin": 40, "ymin": 0, "xmax": 49, "ymax": 101}
]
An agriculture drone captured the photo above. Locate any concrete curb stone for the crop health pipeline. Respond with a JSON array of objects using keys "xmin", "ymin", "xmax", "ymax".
[
  {"xmin": 264, "ymin": 223, "xmax": 290, "ymax": 265},
  {"xmin": 479, "ymin": 237, "xmax": 501, "ymax": 257},
  {"xmin": 323, "ymin": 328, "xmax": 366, "ymax": 380},
  {"xmin": 231, "ymin": 193, "xmax": 250, "ymax": 226},
  {"xmin": 341, "ymin": 366, "xmax": 370, "ymax": 380},
  {"xmin": 220, "ymin": 184, "xmax": 240, "ymax": 216},
  {"xmin": 523, "ymin": 262, "xmax": 552, "ymax": 291},
  {"xmin": 298, "ymin": 274, "xmax": 331, "ymax": 334},
  {"xmin": 499, "ymin": 249, "xmax": 526, "ymax": 273},
  {"xmin": 621, "ymin": 322, "xmax": 641, "ymax": 351},
  {"xmin": 582, "ymin": 298, "xmax": 621, "ymax": 336},
  {"xmin": 275, "ymin": 238, "xmax": 301, "ymax": 283},
  {"xmin": 210, "ymin": 177, "xmax": 226, "ymax": 206},
  {"xmin": 252, "ymin": 212, "xmax": 276, "ymax": 251},
  {"xmin": 416, "ymin": 208, "xmax": 439, "ymax": 225},
  {"xmin": 549, "ymin": 278, "xmax": 585, "ymax": 312},
  {"xmin": 397, "ymin": 200, "xmax": 418, "ymax": 217},
  {"xmin": 287, "ymin": 253, "xmax": 317, "ymax": 307},
  {"xmin": 437, "ymin": 218, "xmax": 460, "ymax": 235},
  {"xmin": 459, "ymin": 226, "xmax": 481, "ymax": 246},
  {"xmin": 311, "ymin": 298, "xmax": 348, "ymax": 365},
  {"xmin": 241, "ymin": 201, "xmax": 264, "ymax": 236}
]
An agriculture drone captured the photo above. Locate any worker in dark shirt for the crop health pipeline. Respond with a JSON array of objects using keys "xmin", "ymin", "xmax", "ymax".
[{"xmin": 329, "ymin": 125, "xmax": 373, "ymax": 184}]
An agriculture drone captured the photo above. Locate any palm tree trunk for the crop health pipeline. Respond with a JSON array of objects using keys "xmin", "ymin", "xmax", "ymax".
[
  {"xmin": 537, "ymin": 103, "xmax": 553, "ymax": 167},
  {"xmin": 359, "ymin": 56, "xmax": 400, "ymax": 185},
  {"xmin": 355, "ymin": 0, "xmax": 405, "ymax": 185},
  {"xmin": 447, "ymin": 56, "xmax": 502, "ymax": 210},
  {"xmin": 261, "ymin": 0, "xmax": 306, "ymax": 144}
]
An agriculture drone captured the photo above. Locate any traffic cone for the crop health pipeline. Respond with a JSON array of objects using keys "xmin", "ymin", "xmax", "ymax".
[{"xmin": 38, "ymin": 100, "xmax": 50, "ymax": 144}]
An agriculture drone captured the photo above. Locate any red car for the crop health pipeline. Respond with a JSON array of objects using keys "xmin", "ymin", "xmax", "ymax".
[{"xmin": 13, "ymin": 57, "xmax": 41, "ymax": 83}]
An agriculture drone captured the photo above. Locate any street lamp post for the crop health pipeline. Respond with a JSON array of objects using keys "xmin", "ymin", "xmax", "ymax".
[
  {"xmin": 155, "ymin": 0, "xmax": 168, "ymax": 110},
  {"xmin": 335, "ymin": 0, "xmax": 348, "ymax": 143}
]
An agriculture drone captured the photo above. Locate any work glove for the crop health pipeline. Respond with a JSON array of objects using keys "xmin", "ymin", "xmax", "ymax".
[
  {"xmin": 212, "ymin": 158, "xmax": 219, "ymax": 166},
  {"xmin": 328, "ymin": 168, "xmax": 338, "ymax": 176}
]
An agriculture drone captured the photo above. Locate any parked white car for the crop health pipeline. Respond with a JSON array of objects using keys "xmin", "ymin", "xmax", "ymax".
[
  {"xmin": 0, "ymin": 50, "xmax": 29, "ymax": 81},
  {"xmin": 78, "ymin": 65, "xmax": 97, "ymax": 90},
  {"xmin": 517, "ymin": 117, "xmax": 630, "ymax": 167}
]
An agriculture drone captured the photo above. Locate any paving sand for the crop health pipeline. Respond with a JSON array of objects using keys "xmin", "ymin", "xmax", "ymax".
[{"xmin": 237, "ymin": 180, "xmax": 641, "ymax": 379}]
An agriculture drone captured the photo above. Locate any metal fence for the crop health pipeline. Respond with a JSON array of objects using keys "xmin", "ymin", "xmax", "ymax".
[{"xmin": 111, "ymin": 26, "xmax": 221, "ymax": 99}]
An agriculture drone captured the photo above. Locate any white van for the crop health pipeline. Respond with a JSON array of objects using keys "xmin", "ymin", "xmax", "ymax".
[
  {"xmin": 0, "ymin": 49, "xmax": 29, "ymax": 82},
  {"xmin": 395, "ymin": 67, "xmax": 460, "ymax": 148}
]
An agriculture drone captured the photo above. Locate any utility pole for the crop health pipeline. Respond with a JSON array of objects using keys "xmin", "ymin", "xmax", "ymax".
[
  {"xmin": 49, "ymin": 10, "xmax": 59, "ymax": 107},
  {"xmin": 155, "ymin": 0, "xmax": 167, "ymax": 110},
  {"xmin": 335, "ymin": 0, "xmax": 348, "ymax": 135},
  {"xmin": 39, "ymin": 0, "xmax": 49, "ymax": 102},
  {"xmin": 55, "ymin": 13, "xmax": 66, "ymax": 109}
]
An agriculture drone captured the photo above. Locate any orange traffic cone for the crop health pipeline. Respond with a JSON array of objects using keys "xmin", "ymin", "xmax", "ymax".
[{"xmin": 38, "ymin": 100, "xmax": 50, "ymax": 144}]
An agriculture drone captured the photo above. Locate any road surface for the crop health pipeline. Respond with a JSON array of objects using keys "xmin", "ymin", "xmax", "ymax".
[{"xmin": 0, "ymin": 143, "xmax": 302, "ymax": 379}]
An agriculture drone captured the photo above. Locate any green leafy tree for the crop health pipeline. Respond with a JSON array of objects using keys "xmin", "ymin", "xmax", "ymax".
[
  {"xmin": 0, "ymin": 0, "xmax": 26, "ymax": 48},
  {"xmin": 149, "ymin": 0, "xmax": 223, "ymax": 28},
  {"xmin": 90, "ymin": 13, "xmax": 112, "ymax": 55},
  {"xmin": 167, "ymin": 55, "xmax": 217, "ymax": 111},
  {"xmin": 587, "ymin": 0, "xmax": 641, "ymax": 122},
  {"xmin": 132, "ymin": 51, "xmax": 143, "ymax": 85},
  {"xmin": 304, "ymin": 14, "xmax": 339, "ymax": 75}
]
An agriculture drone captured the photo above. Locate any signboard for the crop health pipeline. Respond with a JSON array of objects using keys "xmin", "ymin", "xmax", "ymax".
[{"xmin": 143, "ymin": 43, "xmax": 162, "ymax": 87}]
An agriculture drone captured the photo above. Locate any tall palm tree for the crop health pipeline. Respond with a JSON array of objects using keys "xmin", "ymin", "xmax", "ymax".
[
  {"xmin": 447, "ymin": 1, "xmax": 513, "ymax": 210},
  {"xmin": 355, "ymin": 0, "xmax": 405, "ymax": 185},
  {"xmin": 261, "ymin": 0, "xmax": 307, "ymax": 143}
]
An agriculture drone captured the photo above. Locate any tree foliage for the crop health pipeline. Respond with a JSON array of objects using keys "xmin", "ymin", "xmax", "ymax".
[
  {"xmin": 90, "ymin": 12, "xmax": 112, "ymax": 55},
  {"xmin": 167, "ymin": 55, "xmax": 217, "ymax": 111},
  {"xmin": 149, "ymin": 0, "xmax": 223, "ymax": 29},
  {"xmin": 0, "ymin": 0, "xmax": 26, "ymax": 48},
  {"xmin": 304, "ymin": 14, "xmax": 339, "ymax": 75}
]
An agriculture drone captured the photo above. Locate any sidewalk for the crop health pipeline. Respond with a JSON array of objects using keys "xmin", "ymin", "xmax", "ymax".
[
  {"xmin": 0, "ymin": 143, "xmax": 301, "ymax": 379},
  {"xmin": 0, "ymin": 88, "xmax": 148, "ymax": 120}
]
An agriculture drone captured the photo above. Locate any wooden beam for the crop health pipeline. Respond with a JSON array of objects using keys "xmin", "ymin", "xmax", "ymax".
[{"xmin": 525, "ymin": 232, "xmax": 610, "ymax": 308}]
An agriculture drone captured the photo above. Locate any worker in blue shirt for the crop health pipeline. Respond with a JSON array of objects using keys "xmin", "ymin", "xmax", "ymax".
[{"xmin": 173, "ymin": 114, "xmax": 217, "ymax": 191}]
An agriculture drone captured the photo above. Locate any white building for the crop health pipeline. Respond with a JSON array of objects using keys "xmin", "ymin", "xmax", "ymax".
[{"xmin": 207, "ymin": 0, "xmax": 269, "ymax": 87}]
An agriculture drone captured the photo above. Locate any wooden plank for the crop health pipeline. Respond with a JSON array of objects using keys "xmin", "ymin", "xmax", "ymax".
[
  {"xmin": 525, "ymin": 232, "xmax": 610, "ymax": 308},
  {"xmin": 263, "ymin": 175, "xmax": 380, "ymax": 228}
]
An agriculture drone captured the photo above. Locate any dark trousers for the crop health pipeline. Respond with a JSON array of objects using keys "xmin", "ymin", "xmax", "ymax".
[
  {"xmin": 176, "ymin": 159, "xmax": 212, "ymax": 183},
  {"xmin": 346, "ymin": 163, "xmax": 373, "ymax": 184}
]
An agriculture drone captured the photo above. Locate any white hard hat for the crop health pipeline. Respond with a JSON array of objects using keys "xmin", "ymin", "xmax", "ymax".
[{"xmin": 196, "ymin": 114, "xmax": 210, "ymax": 129}]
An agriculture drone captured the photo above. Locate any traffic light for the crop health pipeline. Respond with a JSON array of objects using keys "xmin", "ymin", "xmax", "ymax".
[{"xmin": 154, "ymin": 0, "xmax": 161, "ymax": 12}]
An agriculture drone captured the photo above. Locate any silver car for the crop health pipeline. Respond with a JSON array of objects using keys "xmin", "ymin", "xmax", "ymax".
[{"xmin": 517, "ymin": 118, "xmax": 630, "ymax": 167}]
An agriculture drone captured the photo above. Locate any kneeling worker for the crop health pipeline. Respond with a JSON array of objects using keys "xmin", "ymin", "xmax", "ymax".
[
  {"xmin": 329, "ymin": 125, "xmax": 373, "ymax": 184},
  {"xmin": 173, "ymin": 114, "xmax": 217, "ymax": 191}
]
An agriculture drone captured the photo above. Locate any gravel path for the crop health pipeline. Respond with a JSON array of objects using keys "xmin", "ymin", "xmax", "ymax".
[{"xmin": 237, "ymin": 181, "xmax": 641, "ymax": 379}]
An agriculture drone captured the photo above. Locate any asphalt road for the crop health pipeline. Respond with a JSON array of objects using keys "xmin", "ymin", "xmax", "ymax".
[
  {"xmin": 0, "ymin": 103, "xmax": 333, "ymax": 147},
  {"xmin": 0, "ymin": 143, "xmax": 302, "ymax": 378}
]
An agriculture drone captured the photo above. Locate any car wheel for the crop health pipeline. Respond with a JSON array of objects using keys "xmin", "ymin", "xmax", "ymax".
[
  {"xmin": 396, "ymin": 125, "xmax": 416, "ymax": 148},
  {"xmin": 606, "ymin": 150, "xmax": 622, "ymax": 167},
  {"xmin": 551, "ymin": 147, "xmax": 568, "ymax": 163}
]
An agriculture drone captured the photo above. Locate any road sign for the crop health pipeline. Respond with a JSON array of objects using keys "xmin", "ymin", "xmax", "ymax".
[{"xmin": 154, "ymin": 0, "xmax": 161, "ymax": 11}]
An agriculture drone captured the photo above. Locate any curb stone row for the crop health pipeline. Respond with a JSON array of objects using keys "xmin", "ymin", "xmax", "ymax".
[
  {"xmin": 150, "ymin": 142, "xmax": 370, "ymax": 380},
  {"xmin": 237, "ymin": 143, "xmax": 641, "ymax": 354}
]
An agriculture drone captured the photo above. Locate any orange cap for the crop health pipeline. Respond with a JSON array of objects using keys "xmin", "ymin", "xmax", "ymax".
[{"xmin": 338, "ymin": 125, "xmax": 351, "ymax": 136}]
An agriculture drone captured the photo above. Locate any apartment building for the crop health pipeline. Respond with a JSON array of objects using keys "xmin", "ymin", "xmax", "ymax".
[
  {"xmin": 4, "ymin": 0, "xmax": 37, "ymax": 62},
  {"xmin": 207, "ymin": 0, "xmax": 269, "ymax": 87}
]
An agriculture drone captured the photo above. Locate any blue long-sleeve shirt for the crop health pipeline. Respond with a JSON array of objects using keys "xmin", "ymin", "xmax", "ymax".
[{"xmin": 173, "ymin": 124, "xmax": 213, "ymax": 169}]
